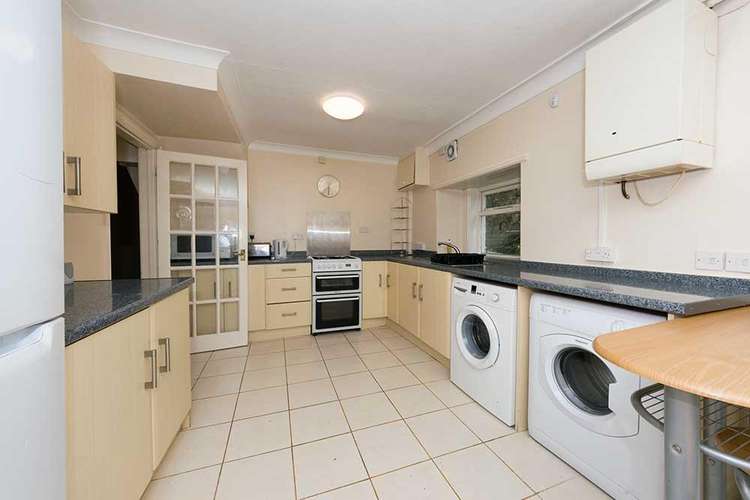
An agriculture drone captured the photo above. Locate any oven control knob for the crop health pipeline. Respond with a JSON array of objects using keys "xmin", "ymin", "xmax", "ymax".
[{"xmin": 490, "ymin": 293, "xmax": 500, "ymax": 303}]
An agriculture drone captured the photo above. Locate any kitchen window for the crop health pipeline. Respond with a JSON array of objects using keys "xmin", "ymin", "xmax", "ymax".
[{"xmin": 479, "ymin": 180, "xmax": 520, "ymax": 258}]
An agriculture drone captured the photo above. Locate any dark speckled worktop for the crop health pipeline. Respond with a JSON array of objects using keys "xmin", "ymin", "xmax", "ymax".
[{"xmin": 64, "ymin": 278, "xmax": 193, "ymax": 346}]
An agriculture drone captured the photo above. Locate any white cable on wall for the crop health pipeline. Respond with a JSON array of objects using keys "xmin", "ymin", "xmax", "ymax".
[{"xmin": 633, "ymin": 171, "xmax": 686, "ymax": 206}]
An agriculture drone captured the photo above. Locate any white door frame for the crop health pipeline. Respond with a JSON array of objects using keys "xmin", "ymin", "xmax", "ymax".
[{"xmin": 156, "ymin": 150, "xmax": 248, "ymax": 353}]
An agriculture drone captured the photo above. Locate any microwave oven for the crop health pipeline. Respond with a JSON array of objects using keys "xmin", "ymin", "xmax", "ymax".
[{"xmin": 171, "ymin": 234, "xmax": 215, "ymax": 260}]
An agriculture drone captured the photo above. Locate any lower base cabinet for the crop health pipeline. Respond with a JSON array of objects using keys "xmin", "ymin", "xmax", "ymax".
[{"xmin": 66, "ymin": 289, "xmax": 190, "ymax": 500}]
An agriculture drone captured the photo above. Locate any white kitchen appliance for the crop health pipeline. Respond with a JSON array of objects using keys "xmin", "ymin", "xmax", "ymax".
[
  {"xmin": 528, "ymin": 294, "xmax": 664, "ymax": 499},
  {"xmin": 273, "ymin": 239, "xmax": 289, "ymax": 259},
  {"xmin": 0, "ymin": 1, "xmax": 66, "ymax": 499},
  {"xmin": 311, "ymin": 256, "xmax": 362, "ymax": 334},
  {"xmin": 585, "ymin": 0, "xmax": 717, "ymax": 182},
  {"xmin": 451, "ymin": 277, "xmax": 518, "ymax": 426}
]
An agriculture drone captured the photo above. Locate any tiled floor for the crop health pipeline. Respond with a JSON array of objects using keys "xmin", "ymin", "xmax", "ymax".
[{"xmin": 144, "ymin": 326, "xmax": 612, "ymax": 500}]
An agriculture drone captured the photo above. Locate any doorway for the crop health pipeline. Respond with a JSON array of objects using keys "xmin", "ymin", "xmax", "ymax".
[{"xmin": 110, "ymin": 136, "xmax": 141, "ymax": 278}]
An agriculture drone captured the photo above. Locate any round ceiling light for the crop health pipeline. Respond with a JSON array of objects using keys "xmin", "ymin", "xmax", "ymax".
[{"xmin": 322, "ymin": 95, "xmax": 364, "ymax": 120}]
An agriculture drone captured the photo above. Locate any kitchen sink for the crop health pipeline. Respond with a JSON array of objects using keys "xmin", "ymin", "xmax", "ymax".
[{"xmin": 430, "ymin": 253, "xmax": 485, "ymax": 266}]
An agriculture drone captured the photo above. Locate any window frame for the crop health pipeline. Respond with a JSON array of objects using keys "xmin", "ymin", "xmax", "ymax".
[{"xmin": 479, "ymin": 179, "xmax": 520, "ymax": 259}]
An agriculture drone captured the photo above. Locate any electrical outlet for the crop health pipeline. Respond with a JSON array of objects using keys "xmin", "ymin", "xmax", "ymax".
[
  {"xmin": 585, "ymin": 247, "xmax": 616, "ymax": 263},
  {"xmin": 292, "ymin": 233, "xmax": 304, "ymax": 241},
  {"xmin": 695, "ymin": 251, "xmax": 724, "ymax": 271},
  {"xmin": 359, "ymin": 226, "xmax": 369, "ymax": 234},
  {"xmin": 725, "ymin": 252, "xmax": 750, "ymax": 274}
]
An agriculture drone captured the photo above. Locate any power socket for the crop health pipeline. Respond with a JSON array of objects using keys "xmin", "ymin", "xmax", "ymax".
[
  {"xmin": 585, "ymin": 247, "xmax": 616, "ymax": 263},
  {"xmin": 726, "ymin": 252, "xmax": 750, "ymax": 274},
  {"xmin": 695, "ymin": 251, "xmax": 724, "ymax": 271}
]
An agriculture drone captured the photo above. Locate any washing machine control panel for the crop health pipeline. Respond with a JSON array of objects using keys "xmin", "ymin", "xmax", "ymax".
[{"xmin": 453, "ymin": 278, "xmax": 516, "ymax": 310}]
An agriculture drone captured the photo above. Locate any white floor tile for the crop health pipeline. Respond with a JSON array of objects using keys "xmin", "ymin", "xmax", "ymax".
[
  {"xmin": 246, "ymin": 351, "xmax": 285, "ymax": 371},
  {"xmin": 142, "ymin": 465, "xmax": 220, "ymax": 500},
  {"xmin": 331, "ymin": 371, "xmax": 381, "ymax": 399},
  {"xmin": 345, "ymin": 331, "xmax": 376, "ymax": 343},
  {"xmin": 315, "ymin": 333, "xmax": 349, "ymax": 346},
  {"xmin": 538, "ymin": 475, "xmax": 612, "ymax": 499},
  {"xmin": 370, "ymin": 327, "xmax": 401, "ymax": 340},
  {"xmin": 249, "ymin": 339, "xmax": 284, "ymax": 355},
  {"xmin": 319, "ymin": 342, "xmax": 357, "ymax": 360},
  {"xmin": 451, "ymin": 402, "xmax": 514, "ymax": 441},
  {"xmin": 371, "ymin": 366, "xmax": 420, "ymax": 390},
  {"xmin": 191, "ymin": 360, "xmax": 207, "ymax": 383},
  {"xmin": 352, "ymin": 339, "xmax": 388, "ymax": 355},
  {"xmin": 435, "ymin": 445, "xmax": 533, "ymax": 500},
  {"xmin": 290, "ymin": 401, "xmax": 350, "ymax": 445},
  {"xmin": 307, "ymin": 480, "xmax": 377, "ymax": 500},
  {"xmin": 393, "ymin": 347, "xmax": 432, "ymax": 364},
  {"xmin": 379, "ymin": 336, "xmax": 414, "ymax": 351},
  {"xmin": 201, "ymin": 357, "xmax": 246, "ymax": 377},
  {"xmin": 234, "ymin": 386, "xmax": 289, "ymax": 419},
  {"xmin": 340, "ymin": 392, "xmax": 401, "ymax": 431},
  {"xmin": 286, "ymin": 360, "xmax": 329, "ymax": 384},
  {"xmin": 154, "ymin": 424, "xmax": 230, "ymax": 478},
  {"xmin": 324, "ymin": 355, "xmax": 367, "ymax": 377},
  {"xmin": 211, "ymin": 346, "xmax": 249, "ymax": 360},
  {"xmin": 372, "ymin": 461, "xmax": 458, "ymax": 500},
  {"xmin": 284, "ymin": 335, "xmax": 317, "ymax": 351},
  {"xmin": 288, "ymin": 378, "xmax": 338, "ymax": 409},
  {"xmin": 191, "ymin": 352, "xmax": 212, "ymax": 364},
  {"xmin": 285, "ymin": 347, "xmax": 323, "ymax": 366},
  {"xmin": 189, "ymin": 394, "xmax": 237, "ymax": 428},
  {"xmin": 360, "ymin": 351, "xmax": 401, "ymax": 370},
  {"xmin": 487, "ymin": 432, "xmax": 576, "ymax": 492},
  {"xmin": 406, "ymin": 409, "xmax": 480, "ymax": 457},
  {"xmin": 192, "ymin": 373, "xmax": 242, "ymax": 400},
  {"xmin": 225, "ymin": 411, "xmax": 290, "ymax": 461},
  {"xmin": 293, "ymin": 434, "xmax": 368, "ymax": 498},
  {"xmin": 386, "ymin": 385, "xmax": 445, "ymax": 418},
  {"xmin": 407, "ymin": 360, "xmax": 449, "ymax": 383},
  {"xmin": 216, "ymin": 448, "xmax": 295, "ymax": 500},
  {"xmin": 240, "ymin": 366, "xmax": 287, "ymax": 392},
  {"xmin": 425, "ymin": 380, "xmax": 472, "ymax": 407},
  {"xmin": 353, "ymin": 420, "xmax": 429, "ymax": 476}
]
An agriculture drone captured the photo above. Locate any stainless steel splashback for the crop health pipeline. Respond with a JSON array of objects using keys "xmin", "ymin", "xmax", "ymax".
[{"xmin": 307, "ymin": 211, "xmax": 351, "ymax": 257}]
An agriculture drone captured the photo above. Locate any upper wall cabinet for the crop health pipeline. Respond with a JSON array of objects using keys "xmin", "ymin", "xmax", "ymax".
[
  {"xmin": 397, "ymin": 147, "xmax": 429, "ymax": 190},
  {"xmin": 63, "ymin": 28, "xmax": 117, "ymax": 213},
  {"xmin": 585, "ymin": 0, "xmax": 717, "ymax": 183}
]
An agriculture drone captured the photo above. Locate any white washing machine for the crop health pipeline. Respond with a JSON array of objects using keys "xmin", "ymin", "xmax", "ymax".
[
  {"xmin": 528, "ymin": 293, "xmax": 665, "ymax": 500},
  {"xmin": 451, "ymin": 277, "xmax": 517, "ymax": 426}
]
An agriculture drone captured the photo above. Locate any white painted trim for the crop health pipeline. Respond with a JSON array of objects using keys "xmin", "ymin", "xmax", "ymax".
[
  {"xmin": 424, "ymin": 0, "xmax": 666, "ymax": 155},
  {"xmin": 431, "ymin": 155, "xmax": 528, "ymax": 190},
  {"xmin": 249, "ymin": 141, "xmax": 398, "ymax": 166},
  {"xmin": 138, "ymin": 148, "xmax": 158, "ymax": 278},
  {"xmin": 116, "ymin": 105, "xmax": 160, "ymax": 149}
]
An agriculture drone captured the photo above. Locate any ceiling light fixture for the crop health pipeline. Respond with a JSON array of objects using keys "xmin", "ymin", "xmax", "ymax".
[{"xmin": 322, "ymin": 95, "xmax": 364, "ymax": 120}]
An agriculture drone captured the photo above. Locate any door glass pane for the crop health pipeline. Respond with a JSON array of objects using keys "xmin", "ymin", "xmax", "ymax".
[
  {"xmin": 221, "ymin": 302, "xmax": 239, "ymax": 332},
  {"xmin": 169, "ymin": 162, "xmax": 191, "ymax": 195},
  {"xmin": 218, "ymin": 200, "xmax": 239, "ymax": 232},
  {"xmin": 485, "ymin": 212, "xmax": 520, "ymax": 256},
  {"xmin": 171, "ymin": 269, "xmax": 194, "ymax": 300},
  {"xmin": 195, "ymin": 269, "xmax": 217, "ymax": 301},
  {"xmin": 219, "ymin": 233, "xmax": 239, "ymax": 265},
  {"xmin": 554, "ymin": 348, "xmax": 615, "ymax": 416},
  {"xmin": 196, "ymin": 303, "xmax": 217, "ymax": 336},
  {"xmin": 194, "ymin": 165, "xmax": 215, "ymax": 198},
  {"xmin": 195, "ymin": 200, "xmax": 215, "ymax": 231},
  {"xmin": 221, "ymin": 268, "xmax": 238, "ymax": 299},
  {"xmin": 170, "ymin": 234, "xmax": 191, "ymax": 267},
  {"xmin": 484, "ymin": 186, "xmax": 520, "ymax": 209},
  {"xmin": 170, "ymin": 198, "xmax": 193, "ymax": 231},
  {"xmin": 218, "ymin": 167, "xmax": 238, "ymax": 199},
  {"xmin": 461, "ymin": 314, "xmax": 492, "ymax": 359}
]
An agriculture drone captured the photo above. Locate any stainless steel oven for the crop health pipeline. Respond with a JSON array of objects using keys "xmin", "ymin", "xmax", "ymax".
[
  {"xmin": 313, "ymin": 295, "xmax": 361, "ymax": 334},
  {"xmin": 313, "ymin": 272, "xmax": 361, "ymax": 295}
]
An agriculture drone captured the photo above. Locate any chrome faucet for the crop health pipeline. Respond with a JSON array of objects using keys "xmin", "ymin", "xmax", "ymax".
[{"xmin": 438, "ymin": 241, "xmax": 461, "ymax": 254}]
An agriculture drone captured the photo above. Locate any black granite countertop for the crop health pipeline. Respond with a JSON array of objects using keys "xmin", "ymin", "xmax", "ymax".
[{"xmin": 64, "ymin": 278, "xmax": 193, "ymax": 346}]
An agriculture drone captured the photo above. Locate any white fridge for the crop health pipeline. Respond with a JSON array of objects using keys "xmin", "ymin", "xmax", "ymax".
[{"xmin": 0, "ymin": 1, "xmax": 66, "ymax": 499}]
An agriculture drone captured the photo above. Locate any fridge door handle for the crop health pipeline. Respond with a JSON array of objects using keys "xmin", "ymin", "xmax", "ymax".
[{"xmin": 144, "ymin": 349, "xmax": 158, "ymax": 389}]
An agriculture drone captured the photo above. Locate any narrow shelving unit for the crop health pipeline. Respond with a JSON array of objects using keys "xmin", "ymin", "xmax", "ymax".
[{"xmin": 391, "ymin": 197, "xmax": 410, "ymax": 256}]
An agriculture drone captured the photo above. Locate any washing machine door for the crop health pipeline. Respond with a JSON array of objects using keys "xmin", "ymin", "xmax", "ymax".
[
  {"xmin": 539, "ymin": 333, "xmax": 640, "ymax": 437},
  {"xmin": 455, "ymin": 305, "xmax": 500, "ymax": 370}
]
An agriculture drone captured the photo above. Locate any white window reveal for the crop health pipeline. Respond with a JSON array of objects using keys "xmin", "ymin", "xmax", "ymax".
[{"xmin": 479, "ymin": 180, "xmax": 520, "ymax": 258}]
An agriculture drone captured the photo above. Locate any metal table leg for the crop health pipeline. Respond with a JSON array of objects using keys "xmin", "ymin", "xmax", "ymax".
[
  {"xmin": 664, "ymin": 387, "xmax": 702, "ymax": 500},
  {"xmin": 703, "ymin": 399, "xmax": 727, "ymax": 500}
]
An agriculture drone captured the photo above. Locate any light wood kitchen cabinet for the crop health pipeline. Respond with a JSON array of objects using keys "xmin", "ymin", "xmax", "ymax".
[
  {"xmin": 151, "ymin": 289, "xmax": 191, "ymax": 468},
  {"xmin": 266, "ymin": 276, "xmax": 311, "ymax": 304},
  {"xmin": 265, "ymin": 262, "xmax": 311, "ymax": 279},
  {"xmin": 66, "ymin": 291, "xmax": 190, "ymax": 500},
  {"xmin": 416, "ymin": 267, "xmax": 452, "ymax": 358},
  {"xmin": 386, "ymin": 262, "xmax": 399, "ymax": 323},
  {"xmin": 62, "ymin": 27, "xmax": 117, "ymax": 213},
  {"xmin": 363, "ymin": 261, "xmax": 387, "ymax": 319},
  {"xmin": 248, "ymin": 266, "xmax": 267, "ymax": 331},
  {"xmin": 396, "ymin": 147, "xmax": 429, "ymax": 190},
  {"xmin": 266, "ymin": 301, "xmax": 311, "ymax": 330},
  {"xmin": 398, "ymin": 264, "xmax": 420, "ymax": 336}
]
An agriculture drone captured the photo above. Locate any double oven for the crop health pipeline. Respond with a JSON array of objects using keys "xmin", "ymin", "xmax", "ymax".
[{"xmin": 311, "ymin": 257, "xmax": 362, "ymax": 334}]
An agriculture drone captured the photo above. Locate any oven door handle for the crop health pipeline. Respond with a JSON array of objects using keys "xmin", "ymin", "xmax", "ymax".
[
  {"xmin": 315, "ymin": 296, "xmax": 361, "ymax": 303},
  {"xmin": 315, "ymin": 274, "xmax": 361, "ymax": 279}
]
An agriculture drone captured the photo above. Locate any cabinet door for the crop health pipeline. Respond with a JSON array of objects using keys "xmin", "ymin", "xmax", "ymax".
[
  {"xmin": 386, "ymin": 262, "xmax": 399, "ymax": 323},
  {"xmin": 92, "ymin": 55, "xmax": 117, "ymax": 213},
  {"xmin": 363, "ymin": 261, "xmax": 387, "ymax": 319},
  {"xmin": 396, "ymin": 153, "xmax": 415, "ymax": 189},
  {"xmin": 418, "ymin": 268, "xmax": 452, "ymax": 358},
  {"xmin": 397, "ymin": 264, "xmax": 420, "ymax": 336},
  {"xmin": 151, "ymin": 289, "xmax": 191, "ymax": 468},
  {"xmin": 249, "ymin": 266, "xmax": 266, "ymax": 331}
]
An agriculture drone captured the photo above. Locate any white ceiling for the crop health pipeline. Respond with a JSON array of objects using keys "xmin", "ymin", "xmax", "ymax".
[{"xmin": 69, "ymin": 0, "xmax": 647, "ymax": 156}]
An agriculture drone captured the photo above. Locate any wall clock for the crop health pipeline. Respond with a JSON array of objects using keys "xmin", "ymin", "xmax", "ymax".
[{"xmin": 317, "ymin": 175, "xmax": 340, "ymax": 198}]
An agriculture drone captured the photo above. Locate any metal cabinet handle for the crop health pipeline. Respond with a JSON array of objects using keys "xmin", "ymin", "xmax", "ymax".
[
  {"xmin": 412, "ymin": 282, "xmax": 417, "ymax": 298},
  {"xmin": 386, "ymin": 274, "xmax": 391, "ymax": 288},
  {"xmin": 144, "ymin": 349, "xmax": 158, "ymax": 389},
  {"xmin": 213, "ymin": 282, "xmax": 217, "ymax": 299},
  {"xmin": 281, "ymin": 287, "xmax": 297, "ymax": 292},
  {"xmin": 281, "ymin": 312, "xmax": 297, "ymax": 317},
  {"xmin": 418, "ymin": 284, "xmax": 424, "ymax": 301},
  {"xmin": 378, "ymin": 273, "xmax": 383, "ymax": 288},
  {"xmin": 65, "ymin": 155, "xmax": 82, "ymax": 196},
  {"xmin": 158, "ymin": 337, "xmax": 171, "ymax": 373},
  {"xmin": 281, "ymin": 268, "xmax": 296, "ymax": 272},
  {"xmin": 228, "ymin": 281, "xmax": 232, "ymax": 297}
]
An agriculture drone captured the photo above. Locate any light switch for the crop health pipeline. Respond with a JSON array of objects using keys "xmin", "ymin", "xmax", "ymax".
[
  {"xmin": 726, "ymin": 252, "xmax": 750, "ymax": 274},
  {"xmin": 695, "ymin": 251, "xmax": 724, "ymax": 271}
]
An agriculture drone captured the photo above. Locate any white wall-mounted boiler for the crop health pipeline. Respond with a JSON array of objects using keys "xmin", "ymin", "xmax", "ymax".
[{"xmin": 585, "ymin": 0, "xmax": 718, "ymax": 183}]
